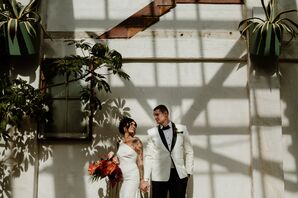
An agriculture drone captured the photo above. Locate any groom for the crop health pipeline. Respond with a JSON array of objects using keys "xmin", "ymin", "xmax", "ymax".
[{"xmin": 141, "ymin": 104, "xmax": 194, "ymax": 198}]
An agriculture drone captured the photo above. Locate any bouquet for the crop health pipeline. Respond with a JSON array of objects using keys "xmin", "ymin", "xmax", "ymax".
[{"xmin": 88, "ymin": 156, "xmax": 123, "ymax": 187}]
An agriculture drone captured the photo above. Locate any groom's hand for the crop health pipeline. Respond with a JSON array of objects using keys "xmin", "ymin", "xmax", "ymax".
[{"xmin": 140, "ymin": 180, "xmax": 150, "ymax": 192}]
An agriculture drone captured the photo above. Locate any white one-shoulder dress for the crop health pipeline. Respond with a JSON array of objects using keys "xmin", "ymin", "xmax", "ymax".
[{"xmin": 117, "ymin": 142, "xmax": 141, "ymax": 198}]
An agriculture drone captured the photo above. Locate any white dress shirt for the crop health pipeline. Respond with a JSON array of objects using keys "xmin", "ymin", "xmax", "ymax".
[
  {"xmin": 162, "ymin": 125, "xmax": 173, "ymax": 150},
  {"xmin": 162, "ymin": 122, "xmax": 174, "ymax": 168}
]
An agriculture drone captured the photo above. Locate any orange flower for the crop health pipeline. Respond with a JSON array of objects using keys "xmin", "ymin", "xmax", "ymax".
[
  {"xmin": 105, "ymin": 161, "xmax": 118, "ymax": 175},
  {"xmin": 88, "ymin": 161, "xmax": 100, "ymax": 175},
  {"xmin": 108, "ymin": 166, "xmax": 123, "ymax": 187},
  {"xmin": 88, "ymin": 157, "xmax": 123, "ymax": 187}
]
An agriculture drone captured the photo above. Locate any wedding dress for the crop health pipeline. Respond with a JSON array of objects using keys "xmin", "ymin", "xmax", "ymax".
[{"xmin": 117, "ymin": 142, "xmax": 141, "ymax": 198}]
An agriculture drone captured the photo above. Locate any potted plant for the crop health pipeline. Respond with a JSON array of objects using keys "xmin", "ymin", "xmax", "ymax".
[
  {"xmin": 0, "ymin": 0, "xmax": 45, "ymax": 56},
  {"xmin": 238, "ymin": 0, "xmax": 298, "ymax": 76}
]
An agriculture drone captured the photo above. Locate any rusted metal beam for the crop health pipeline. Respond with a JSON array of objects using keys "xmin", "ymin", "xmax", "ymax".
[
  {"xmin": 98, "ymin": 1, "xmax": 175, "ymax": 39},
  {"xmin": 98, "ymin": 0, "xmax": 243, "ymax": 39},
  {"xmin": 155, "ymin": 0, "xmax": 176, "ymax": 6},
  {"xmin": 176, "ymin": 0, "xmax": 243, "ymax": 4}
]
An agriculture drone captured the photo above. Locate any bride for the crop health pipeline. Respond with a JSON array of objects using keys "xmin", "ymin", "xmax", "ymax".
[{"xmin": 109, "ymin": 117, "xmax": 147, "ymax": 198}]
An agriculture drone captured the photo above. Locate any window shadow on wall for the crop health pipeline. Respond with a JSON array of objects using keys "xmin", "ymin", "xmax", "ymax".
[
  {"xmin": 280, "ymin": 61, "xmax": 298, "ymax": 194},
  {"xmin": 279, "ymin": 0, "xmax": 298, "ymax": 196}
]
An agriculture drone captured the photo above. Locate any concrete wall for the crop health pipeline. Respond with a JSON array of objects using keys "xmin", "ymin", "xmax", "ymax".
[{"xmin": 2, "ymin": 0, "xmax": 298, "ymax": 198}]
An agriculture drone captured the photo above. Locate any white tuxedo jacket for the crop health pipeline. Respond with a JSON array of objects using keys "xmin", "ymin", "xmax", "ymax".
[{"xmin": 144, "ymin": 123, "xmax": 194, "ymax": 182}]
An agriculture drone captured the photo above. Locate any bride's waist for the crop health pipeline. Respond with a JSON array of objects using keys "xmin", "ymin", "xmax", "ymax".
[
  {"xmin": 120, "ymin": 164, "xmax": 139, "ymax": 180},
  {"xmin": 119, "ymin": 162, "xmax": 138, "ymax": 169}
]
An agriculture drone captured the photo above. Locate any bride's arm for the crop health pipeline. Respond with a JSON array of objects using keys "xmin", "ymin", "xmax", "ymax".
[
  {"xmin": 134, "ymin": 138, "xmax": 144, "ymax": 181},
  {"xmin": 136, "ymin": 139, "xmax": 150, "ymax": 192}
]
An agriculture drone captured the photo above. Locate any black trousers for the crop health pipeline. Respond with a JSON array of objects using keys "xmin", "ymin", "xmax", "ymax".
[{"xmin": 151, "ymin": 168, "xmax": 188, "ymax": 198}]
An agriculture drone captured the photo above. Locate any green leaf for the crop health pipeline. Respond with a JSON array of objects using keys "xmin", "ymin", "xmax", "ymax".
[
  {"xmin": 20, "ymin": 0, "xmax": 37, "ymax": 17},
  {"xmin": 266, "ymin": 1, "xmax": 272, "ymax": 21},
  {"xmin": 7, "ymin": 24, "xmax": 21, "ymax": 55},
  {"xmin": 91, "ymin": 43, "xmax": 109, "ymax": 58},
  {"xmin": 272, "ymin": 23, "xmax": 282, "ymax": 43},
  {"xmin": 273, "ymin": 9, "xmax": 298, "ymax": 23},
  {"xmin": 6, "ymin": 0, "xmax": 19, "ymax": 18},
  {"xmin": 97, "ymin": 79, "xmax": 111, "ymax": 93},
  {"xmin": 238, "ymin": 17, "xmax": 265, "ymax": 30},
  {"xmin": 7, "ymin": 18, "xmax": 18, "ymax": 40},
  {"xmin": 19, "ymin": 2, "xmax": 28, "ymax": 18},
  {"xmin": 264, "ymin": 22, "xmax": 272, "ymax": 55},
  {"xmin": 278, "ymin": 18, "xmax": 298, "ymax": 34},
  {"xmin": 249, "ymin": 24, "xmax": 262, "ymax": 55},
  {"xmin": 23, "ymin": 21, "xmax": 37, "ymax": 37},
  {"xmin": 0, "ymin": 11, "xmax": 9, "ymax": 18},
  {"xmin": 117, "ymin": 70, "xmax": 130, "ymax": 80},
  {"xmin": 19, "ymin": 22, "xmax": 36, "ymax": 54},
  {"xmin": 0, "ymin": 21, "xmax": 7, "ymax": 29},
  {"xmin": 272, "ymin": 27, "xmax": 281, "ymax": 56},
  {"xmin": 261, "ymin": 0, "xmax": 269, "ymax": 20}
]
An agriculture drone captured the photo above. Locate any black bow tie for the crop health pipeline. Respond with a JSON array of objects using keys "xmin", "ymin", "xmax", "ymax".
[{"xmin": 161, "ymin": 125, "xmax": 170, "ymax": 130}]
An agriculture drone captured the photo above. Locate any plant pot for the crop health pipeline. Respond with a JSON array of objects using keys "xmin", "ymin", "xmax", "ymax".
[
  {"xmin": 7, "ymin": 22, "xmax": 41, "ymax": 56},
  {"xmin": 248, "ymin": 24, "xmax": 281, "ymax": 76},
  {"xmin": 4, "ymin": 23, "xmax": 42, "ymax": 74},
  {"xmin": 249, "ymin": 54, "xmax": 279, "ymax": 76}
]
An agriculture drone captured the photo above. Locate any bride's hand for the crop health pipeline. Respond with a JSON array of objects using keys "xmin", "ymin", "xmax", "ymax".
[
  {"xmin": 140, "ymin": 180, "xmax": 149, "ymax": 192},
  {"xmin": 107, "ymin": 151, "xmax": 115, "ymax": 159},
  {"xmin": 107, "ymin": 151, "xmax": 119, "ymax": 164},
  {"xmin": 112, "ymin": 156, "xmax": 119, "ymax": 164}
]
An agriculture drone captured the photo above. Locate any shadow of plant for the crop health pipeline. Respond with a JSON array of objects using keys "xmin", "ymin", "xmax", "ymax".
[
  {"xmin": 82, "ymin": 97, "xmax": 131, "ymax": 198},
  {"xmin": 0, "ymin": 69, "xmax": 53, "ymax": 198},
  {"xmin": 0, "ymin": 119, "xmax": 52, "ymax": 198}
]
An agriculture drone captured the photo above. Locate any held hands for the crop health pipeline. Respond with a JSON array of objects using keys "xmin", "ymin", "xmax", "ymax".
[
  {"xmin": 140, "ymin": 179, "xmax": 150, "ymax": 192},
  {"xmin": 107, "ymin": 151, "xmax": 119, "ymax": 164}
]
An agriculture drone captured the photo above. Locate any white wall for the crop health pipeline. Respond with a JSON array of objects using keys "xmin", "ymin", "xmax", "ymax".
[
  {"xmin": 41, "ymin": 2, "xmax": 250, "ymax": 198},
  {"xmin": 5, "ymin": 1, "xmax": 298, "ymax": 198}
]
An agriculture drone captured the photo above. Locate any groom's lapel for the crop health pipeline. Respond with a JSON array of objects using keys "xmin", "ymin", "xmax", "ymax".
[
  {"xmin": 170, "ymin": 122, "xmax": 177, "ymax": 151},
  {"xmin": 158, "ymin": 126, "xmax": 170, "ymax": 151}
]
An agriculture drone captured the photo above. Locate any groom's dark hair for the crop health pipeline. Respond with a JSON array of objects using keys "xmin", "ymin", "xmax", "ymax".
[
  {"xmin": 118, "ymin": 117, "xmax": 135, "ymax": 135},
  {"xmin": 153, "ymin": 104, "xmax": 169, "ymax": 114}
]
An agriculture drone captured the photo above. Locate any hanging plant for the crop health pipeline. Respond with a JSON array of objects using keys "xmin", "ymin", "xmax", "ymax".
[
  {"xmin": 0, "ymin": 0, "xmax": 46, "ymax": 55},
  {"xmin": 238, "ymin": 0, "xmax": 298, "ymax": 76}
]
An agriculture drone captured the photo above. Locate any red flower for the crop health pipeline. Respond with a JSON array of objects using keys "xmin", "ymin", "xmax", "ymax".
[
  {"xmin": 88, "ymin": 158, "xmax": 123, "ymax": 187},
  {"xmin": 88, "ymin": 161, "xmax": 100, "ymax": 175},
  {"xmin": 108, "ymin": 165, "xmax": 123, "ymax": 187}
]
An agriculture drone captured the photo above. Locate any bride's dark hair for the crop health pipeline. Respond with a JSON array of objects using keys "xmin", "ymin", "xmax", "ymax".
[{"xmin": 118, "ymin": 117, "xmax": 135, "ymax": 135}]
